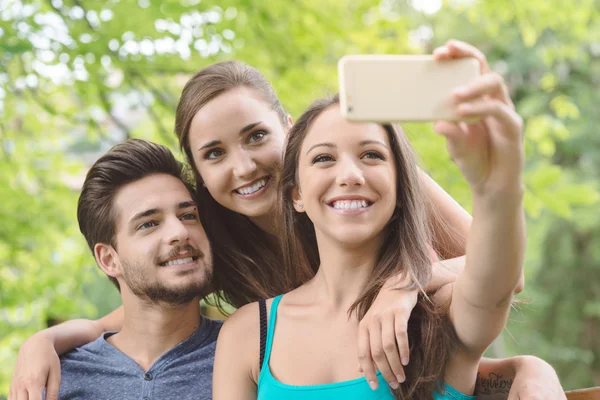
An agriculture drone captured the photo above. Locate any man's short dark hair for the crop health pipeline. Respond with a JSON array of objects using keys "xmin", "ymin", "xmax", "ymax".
[{"xmin": 77, "ymin": 139, "xmax": 195, "ymax": 290}]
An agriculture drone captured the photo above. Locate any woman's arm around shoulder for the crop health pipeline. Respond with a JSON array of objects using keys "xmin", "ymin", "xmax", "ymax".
[
  {"xmin": 213, "ymin": 301, "xmax": 263, "ymax": 400},
  {"xmin": 9, "ymin": 306, "xmax": 124, "ymax": 400}
]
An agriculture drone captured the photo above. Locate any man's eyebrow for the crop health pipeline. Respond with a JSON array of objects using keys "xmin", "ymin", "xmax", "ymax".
[
  {"xmin": 177, "ymin": 201, "xmax": 197, "ymax": 210},
  {"xmin": 306, "ymin": 142, "xmax": 335, "ymax": 155},
  {"xmin": 130, "ymin": 208, "xmax": 161, "ymax": 225}
]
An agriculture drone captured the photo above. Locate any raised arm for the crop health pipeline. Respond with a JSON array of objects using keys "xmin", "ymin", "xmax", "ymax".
[
  {"xmin": 213, "ymin": 302, "xmax": 260, "ymax": 400},
  {"xmin": 432, "ymin": 39, "xmax": 526, "ymax": 388},
  {"xmin": 450, "ymin": 185, "xmax": 525, "ymax": 352},
  {"xmin": 9, "ymin": 306, "xmax": 124, "ymax": 400}
]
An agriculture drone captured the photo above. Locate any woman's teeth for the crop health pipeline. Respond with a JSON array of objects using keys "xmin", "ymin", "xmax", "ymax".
[
  {"xmin": 237, "ymin": 178, "xmax": 267, "ymax": 195},
  {"xmin": 331, "ymin": 200, "xmax": 370, "ymax": 209}
]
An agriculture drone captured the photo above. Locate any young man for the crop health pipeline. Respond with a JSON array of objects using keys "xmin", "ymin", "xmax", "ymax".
[{"xmin": 53, "ymin": 139, "xmax": 219, "ymax": 399}]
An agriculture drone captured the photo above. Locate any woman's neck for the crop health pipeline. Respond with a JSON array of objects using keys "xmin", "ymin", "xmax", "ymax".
[{"xmin": 307, "ymin": 233, "xmax": 383, "ymax": 313}]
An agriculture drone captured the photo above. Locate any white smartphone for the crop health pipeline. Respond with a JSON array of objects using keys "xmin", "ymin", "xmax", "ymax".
[{"xmin": 338, "ymin": 55, "xmax": 480, "ymax": 122}]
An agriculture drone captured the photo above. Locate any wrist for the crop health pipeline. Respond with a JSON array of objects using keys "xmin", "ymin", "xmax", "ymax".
[
  {"xmin": 21, "ymin": 329, "xmax": 57, "ymax": 354},
  {"xmin": 472, "ymin": 183, "xmax": 525, "ymax": 209},
  {"xmin": 34, "ymin": 329, "xmax": 57, "ymax": 346}
]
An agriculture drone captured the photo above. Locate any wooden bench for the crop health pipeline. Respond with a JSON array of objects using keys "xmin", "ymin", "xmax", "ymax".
[{"xmin": 566, "ymin": 387, "xmax": 600, "ymax": 400}]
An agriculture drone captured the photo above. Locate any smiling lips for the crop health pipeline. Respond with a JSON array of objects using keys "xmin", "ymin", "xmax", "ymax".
[
  {"xmin": 158, "ymin": 249, "xmax": 202, "ymax": 267},
  {"xmin": 234, "ymin": 176, "xmax": 271, "ymax": 198},
  {"xmin": 326, "ymin": 196, "xmax": 375, "ymax": 214}
]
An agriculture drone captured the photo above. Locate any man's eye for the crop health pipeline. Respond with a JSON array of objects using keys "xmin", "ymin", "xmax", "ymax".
[
  {"xmin": 312, "ymin": 154, "xmax": 334, "ymax": 164},
  {"xmin": 138, "ymin": 221, "xmax": 157, "ymax": 230},
  {"xmin": 181, "ymin": 213, "xmax": 198, "ymax": 221},
  {"xmin": 247, "ymin": 130, "xmax": 267, "ymax": 144},
  {"xmin": 204, "ymin": 148, "xmax": 224, "ymax": 160}
]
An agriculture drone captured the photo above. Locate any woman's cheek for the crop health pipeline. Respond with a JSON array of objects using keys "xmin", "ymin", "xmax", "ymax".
[{"xmin": 203, "ymin": 170, "xmax": 226, "ymax": 196}]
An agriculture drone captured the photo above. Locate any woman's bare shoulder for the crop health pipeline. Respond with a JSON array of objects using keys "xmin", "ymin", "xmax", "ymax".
[{"xmin": 218, "ymin": 297, "xmax": 280, "ymax": 349}]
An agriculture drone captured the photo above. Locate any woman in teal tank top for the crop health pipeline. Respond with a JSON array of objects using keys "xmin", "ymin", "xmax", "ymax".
[
  {"xmin": 213, "ymin": 45, "xmax": 526, "ymax": 399},
  {"xmin": 256, "ymin": 295, "xmax": 475, "ymax": 400}
]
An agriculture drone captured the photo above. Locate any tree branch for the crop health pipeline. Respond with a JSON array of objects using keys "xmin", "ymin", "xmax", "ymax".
[
  {"xmin": 97, "ymin": 85, "xmax": 131, "ymax": 138},
  {"xmin": 130, "ymin": 70, "xmax": 177, "ymax": 110}
]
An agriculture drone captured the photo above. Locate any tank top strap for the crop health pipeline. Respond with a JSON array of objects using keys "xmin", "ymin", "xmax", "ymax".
[{"xmin": 260, "ymin": 294, "xmax": 283, "ymax": 372}]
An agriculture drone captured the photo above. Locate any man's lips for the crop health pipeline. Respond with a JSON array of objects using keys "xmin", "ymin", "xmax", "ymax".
[
  {"xmin": 159, "ymin": 254, "xmax": 199, "ymax": 267},
  {"xmin": 157, "ymin": 246, "xmax": 203, "ymax": 266}
]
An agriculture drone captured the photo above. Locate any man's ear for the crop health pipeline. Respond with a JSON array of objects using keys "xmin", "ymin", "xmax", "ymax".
[
  {"xmin": 291, "ymin": 187, "xmax": 304, "ymax": 213},
  {"xmin": 94, "ymin": 243, "xmax": 122, "ymax": 279},
  {"xmin": 287, "ymin": 114, "xmax": 294, "ymax": 129}
]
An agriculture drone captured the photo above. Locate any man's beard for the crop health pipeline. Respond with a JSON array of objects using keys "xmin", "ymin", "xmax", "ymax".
[{"xmin": 121, "ymin": 258, "xmax": 212, "ymax": 306}]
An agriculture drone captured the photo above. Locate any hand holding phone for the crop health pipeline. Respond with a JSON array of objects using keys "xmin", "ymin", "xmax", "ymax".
[{"xmin": 338, "ymin": 55, "xmax": 480, "ymax": 122}]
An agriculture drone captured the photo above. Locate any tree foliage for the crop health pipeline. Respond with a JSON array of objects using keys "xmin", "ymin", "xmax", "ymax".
[{"xmin": 1, "ymin": 0, "xmax": 598, "ymax": 393}]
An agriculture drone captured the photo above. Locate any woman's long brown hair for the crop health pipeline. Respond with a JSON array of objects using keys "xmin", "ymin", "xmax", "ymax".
[{"xmin": 279, "ymin": 95, "xmax": 459, "ymax": 399}]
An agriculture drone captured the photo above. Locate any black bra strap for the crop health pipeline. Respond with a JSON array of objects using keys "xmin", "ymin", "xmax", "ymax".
[{"xmin": 258, "ymin": 298, "xmax": 267, "ymax": 371}]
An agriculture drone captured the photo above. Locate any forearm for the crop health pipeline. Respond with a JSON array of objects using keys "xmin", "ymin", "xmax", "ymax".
[
  {"xmin": 460, "ymin": 193, "xmax": 525, "ymax": 308},
  {"xmin": 476, "ymin": 356, "xmax": 563, "ymax": 399},
  {"xmin": 420, "ymin": 169, "xmax": 472, "ymax": 259},
  {"xmin": 40, "ymin": 306, "xmax": 123, "ymax": 355},
  {"xmin": 40, "ymin": 319, "xmax": 104, "ymax": 355},
  {"xmin": 476, "ymin": 357, "xmax": 517, "ymax": 397}
]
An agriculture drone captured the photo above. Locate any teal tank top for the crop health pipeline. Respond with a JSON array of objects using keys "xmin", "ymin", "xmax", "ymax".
[{"xmin": 257, "ymin": 295, "xmax": 475, "ymax": 400}]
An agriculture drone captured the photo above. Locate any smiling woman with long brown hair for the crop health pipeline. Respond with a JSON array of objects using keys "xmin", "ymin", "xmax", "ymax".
[{"xmin": 213, "ymin": 70, "xmax": 526, "ymax": 398}]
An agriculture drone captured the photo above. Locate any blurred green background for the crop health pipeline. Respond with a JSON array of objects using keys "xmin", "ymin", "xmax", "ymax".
[{"xmin": 1, "ymin": 0, "xmax": 599, "ymax": 395}]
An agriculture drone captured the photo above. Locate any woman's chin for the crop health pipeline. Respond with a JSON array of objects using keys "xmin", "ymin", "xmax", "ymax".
[{"xmin": 328, "ymin": 230, "xmax": 383, "ymax": 249}]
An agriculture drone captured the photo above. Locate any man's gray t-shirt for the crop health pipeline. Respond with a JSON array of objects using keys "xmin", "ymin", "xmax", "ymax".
[{"xmin": 55, "ymin": 316, "xmax": 222, "ymax": 400}]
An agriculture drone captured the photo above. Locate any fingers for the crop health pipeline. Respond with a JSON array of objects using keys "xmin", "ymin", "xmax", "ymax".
[
  {"xmin": 45, "ymin": 363, "xmax": 61, "ymax": 400},
  {"xmin": 369, "ymin": 320, "xmax": 398, "ymax": 390},
  {"xmin": 433, "ymin": 121, "xmax": 464, "ymax": 141},
  {"xmin": 433, "ymin": 40, "xmax": 516, "ymax": 113},
  {"xmin": 28, "ymin": 390, "xmax": 42, "ymax": 400},
  {"xmin": 457, "ymin": 100, "xmax": 523, "ymax": 135},
  {"xmin": 381, "ymin": 317, "xmax": 404, "ymax": 387},
  {"xmin": 16, "ymin": 389, "xmax": 29, "ymax": 400},
  {"xmin": 433, "ymin": 39, "xmax": 490, "ymax": 74},
  {"xmin": 453, "ymin": 72, "xmax": 514, "ymax": 109},
  {"xmin": 357, "ymin": 324, "xmax": 379, "ymax": 390},
  {"xmin": 433, "ymin": 121, "xmax": 477, "ymax": 167},
  {"xmin": 394, "ymin": 314, "xmax": 410, "ymax": 370}
]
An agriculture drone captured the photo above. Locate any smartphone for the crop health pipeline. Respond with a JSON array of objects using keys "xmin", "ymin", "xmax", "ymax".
[{"xmin": 338, "ymin": 55, "xmax": 480, "ymax": 122}]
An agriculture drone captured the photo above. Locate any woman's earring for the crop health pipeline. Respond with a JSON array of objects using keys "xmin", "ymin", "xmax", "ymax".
[{"xmin": 298, "ymin": 202, "xmax": 304, "ymax": 209}]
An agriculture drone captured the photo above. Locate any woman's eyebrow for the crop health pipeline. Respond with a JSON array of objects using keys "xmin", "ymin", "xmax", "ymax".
[
  {"xmin": 306, "ymin": 142, "xmax": 335, "ymax": 155},
  {"xmin": 199, "ymin": 139, "xmax": 222, "ymax": 151}
]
